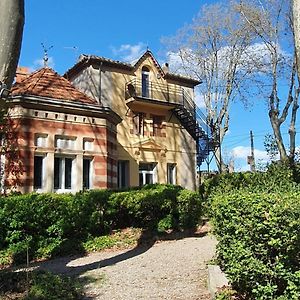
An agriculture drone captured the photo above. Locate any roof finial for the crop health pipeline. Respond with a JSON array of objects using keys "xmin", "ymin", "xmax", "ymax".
[{"xmin": 41, "ymin": 43, "xmax": 53, "ymax": 67}]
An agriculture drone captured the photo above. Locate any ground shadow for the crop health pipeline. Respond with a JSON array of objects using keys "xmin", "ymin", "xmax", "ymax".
[{"xmin": 32, "ymin": 223, "xmax": 209, "ymax": 278}]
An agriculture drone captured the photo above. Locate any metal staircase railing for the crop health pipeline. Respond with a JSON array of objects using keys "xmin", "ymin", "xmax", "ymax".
[
  {"xmin": 173, "ymin": 92, "xmax": 216, "ymax": 167},
  {"xmin": 125, "ymin": 78, "xmax": 215, "ymax": 166}
]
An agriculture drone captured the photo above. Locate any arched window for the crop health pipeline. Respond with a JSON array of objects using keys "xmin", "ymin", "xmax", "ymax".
[{"xmin": 142, "ymin": 66, "xmax": 150, "ymax": 98}]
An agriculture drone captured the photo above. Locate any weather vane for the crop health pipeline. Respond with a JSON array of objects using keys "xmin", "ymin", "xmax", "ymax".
[{"xmin": 41, "ymin": 43, "xmax": 53, "ymax": 67}]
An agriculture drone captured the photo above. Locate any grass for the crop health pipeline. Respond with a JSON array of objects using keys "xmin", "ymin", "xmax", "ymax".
[{"xmin": 82, "ymin": 228, "xmax": 142, "ymax": 252}]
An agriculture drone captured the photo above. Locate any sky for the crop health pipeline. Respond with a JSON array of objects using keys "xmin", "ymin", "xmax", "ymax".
[{"xmin": 18, "ymin": 0, "xmax": 297, "ymax": 171}]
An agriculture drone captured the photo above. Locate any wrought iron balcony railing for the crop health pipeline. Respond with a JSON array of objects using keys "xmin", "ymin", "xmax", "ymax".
[{"xmin": 125, "ymin": 78, "xmax": 196, "ymax": 115}]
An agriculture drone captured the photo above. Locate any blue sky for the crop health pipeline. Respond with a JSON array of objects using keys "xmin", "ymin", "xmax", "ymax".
[{"xmin": 18, "ymin": 0, "xmax": 296, "ymax": 171}]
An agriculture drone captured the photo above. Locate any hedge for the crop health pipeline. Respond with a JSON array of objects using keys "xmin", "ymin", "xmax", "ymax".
[
  {"xmin": 211, "ymin": 190, "xmax": 300, "ymax": 299},
  {"xmin": 0, "ymin": 184, "xmax": 202, "ymax": 265}
]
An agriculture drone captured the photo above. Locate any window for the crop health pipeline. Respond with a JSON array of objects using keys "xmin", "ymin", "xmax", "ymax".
[
  {"xmin": 118, "ymin": 160, "xmax": 129, "ymax": 188},
  {"xmin": 133, "ymin": 113, "xmax": 144, "ymax": 135},
  {"xmin": 83, "ymin": 139, "xmax": 93, "ymax": 151},
  {"xmin": 139, "ymin": 163, "xmax": 157, "ymax": 186},
  {"xmin": 83, "ymin": 158, "xmax": 92, "ymax": 189},
  {"xmin": 35, "ymin": 134, "xmax": 48, "ymax": 147},
  {"xmin": 54, "ymin": 157, "xmax": 73, "ymax": 190},
  {"xmin": 142, "ymin": 66, "xmax": 150, "ymax": 98},
  {"xmin": 55, "ymin": 137, "xmax": 75, "ymax": 149},
  {"xmin": 34, "ymin": 156, "xmax": 44, "ymax": 189},
  {"xmin": 167, "ymin": 163, "xmax": 176, "ymax": 185},
  {"xmin": 152, "ymin": 115, "xmax": 163, "ymax": 136}
]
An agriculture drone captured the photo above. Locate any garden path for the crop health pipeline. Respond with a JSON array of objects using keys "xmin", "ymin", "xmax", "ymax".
[{"xmin": 37, "ymin": 225, "xmax": 217, "ymax": 300}]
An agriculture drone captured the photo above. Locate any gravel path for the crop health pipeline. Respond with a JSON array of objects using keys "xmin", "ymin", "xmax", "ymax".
[{"xmin": 36, "ymin": 230, "xmax": 217, "ymax": 300}]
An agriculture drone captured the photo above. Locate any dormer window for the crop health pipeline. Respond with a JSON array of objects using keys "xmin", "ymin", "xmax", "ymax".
[{"xmin": 142, "ymin": 66, "xmax": 150, "ymax": 98}]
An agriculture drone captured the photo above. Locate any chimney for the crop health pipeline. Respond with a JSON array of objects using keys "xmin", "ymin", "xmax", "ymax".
[
  {"xmin": 15, "ymin": 67, "xmax": 30, "ymax": 83},
  {"xmin": 162, "ymin": 63, "xmax": 169, "ymax": 74}
]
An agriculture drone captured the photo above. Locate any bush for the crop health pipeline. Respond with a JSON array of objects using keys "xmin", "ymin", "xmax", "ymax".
[
  {"xmin": 201, "ymin": 161, "xmax": 300, "ymax": 202},
  {"xmin": 0, "ymin": 184, "xmax": 202, "ymax": 266},
  {"xmin": 0, "ymin": 270, "xmax": 82, "ymax": 300},
  {"xmin": 211, "ymin": 190, "xmax": 300, "ymax": 299},
  {"xmin": 177, "ymin": 189, "xmax": 202, "ymax": 229}
]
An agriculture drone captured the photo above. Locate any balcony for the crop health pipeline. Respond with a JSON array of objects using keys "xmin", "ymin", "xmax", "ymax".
[
  {"xmin": 125, "ymin": 78, "xmax": 215, "ymax": 165},
  {"xmin": 125, "ymin": 79, "xmax": 195, "ymax": 113}
]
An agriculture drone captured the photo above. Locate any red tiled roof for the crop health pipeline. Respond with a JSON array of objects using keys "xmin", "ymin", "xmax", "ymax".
[{"xmin": 11, "ymin": 67, "xmax": 97, "ymax": 104}]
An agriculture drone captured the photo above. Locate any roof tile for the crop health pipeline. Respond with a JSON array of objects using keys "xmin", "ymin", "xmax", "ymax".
[{"xmin": 11, "ymin": 67, "xmax": 97, "ymax": 104}]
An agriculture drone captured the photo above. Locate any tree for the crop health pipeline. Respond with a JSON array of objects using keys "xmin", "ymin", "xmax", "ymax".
[
  {"xmin": 164, "ymin": 2, "xmax": 257, "ymax": 172},
  {"xmin": 0, "ymin": 0, "xmax": 25, "ymax": 192},
  {"xmin": 0, "ymin": 0, "xmax": 25, "ymax": 89},
  {"xmin": 239, "ymin": 0, "xmax": 299, "ymax": 162},
  {"xmin": 293, "ymin": 0, "xmax": 300, "ymax": 80}
]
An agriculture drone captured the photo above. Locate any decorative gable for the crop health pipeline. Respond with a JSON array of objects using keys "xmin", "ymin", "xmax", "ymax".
[
  {"xmin": 133, "ymin": 138, "xmax": 166, "ymax": 152},
  {"xmin": 133, "ymin": 50, "xmax": 165, "ymax": 78}
]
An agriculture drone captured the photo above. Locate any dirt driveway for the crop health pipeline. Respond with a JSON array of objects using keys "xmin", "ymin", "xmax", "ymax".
[{"xmin": 35, "ymin": 228, "xmax": 217, "ymax": 300}]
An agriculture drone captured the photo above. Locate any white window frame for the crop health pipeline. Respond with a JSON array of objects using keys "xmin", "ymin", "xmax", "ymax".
[
  {"xmin": 83, "ymin": 139, "xmax": 94, "ymax": 151},
  {"xmin": 167, "ymin": 163, "xmax": 176, "ymax": 185},
  {"xmin": 35, "ymin": 134, "xmax": 48, "ymax": 148},
  {"xmin": 139, "ymin": 163, "xmax": 157, "ymax": 186},
  {"xmin": 34, "ymin": 154, "xmax": 46, "ymax": 191},
  {"xmin": 83, "ymin": 157, "xmax": 93, "ymax": 190},
  {"xmin": 54, "ymin": 156, "xmax": 75, "ymax": 192},
  {"xmin": 55, "ymin": 136, "xmax": 76, "ymax": 150}
]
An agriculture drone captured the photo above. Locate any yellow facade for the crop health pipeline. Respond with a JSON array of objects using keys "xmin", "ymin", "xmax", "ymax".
[{"xmin": 68, "ymin": 51, "xmax": 199, "ymax": 190}]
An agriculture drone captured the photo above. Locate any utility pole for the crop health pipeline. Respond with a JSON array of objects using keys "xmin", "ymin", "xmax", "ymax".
[{"xmin": 249, "ymin": 130, "xmax": 256, "ymax": 172}]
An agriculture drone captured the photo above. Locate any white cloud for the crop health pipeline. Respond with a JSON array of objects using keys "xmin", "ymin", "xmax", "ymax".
[
  {"xmin": 231, "ymin": 146, "xmax": 269, "ymax": 161},
  {"xmin": 166, "ymin": 42, "xmax": 292, "ymax": 82},
  {"xmin": 111, "ymin": 43, "xmax": 146, "ymax": 63},
  {"xmin": 33, "ymin": 56, "xmax": 54, "ymax": 69}
]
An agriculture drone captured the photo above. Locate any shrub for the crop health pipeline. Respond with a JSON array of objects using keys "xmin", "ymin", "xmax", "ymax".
[
  {"xmin": 177, "ymin": 189, "xmax": 202, "ymax": 229},
  {"xmin": 0, "ymin": 184, "xmax": 202, "ymax": 266},
  {"xmin": 0, "ymin": 270, "xmax": 82, "ymax": 300},
  {"xmin": 211, "ymin": 190, "xmax": 300, "ymax": 299},
  {"xmin": 201, "ymin": 161, "xmax": 300, "ymax": 203}
]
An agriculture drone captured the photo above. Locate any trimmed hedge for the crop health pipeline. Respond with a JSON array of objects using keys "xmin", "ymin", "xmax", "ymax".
[
  {"xmin": 0, "ymin": 184, "xmax": 202, "ymax": 265},
  {"xmin": 211, "ymin": 190, "xmax": 300, "ymax": 299},
  {"xmin": 201, "ymin": 161, "xmax": 299, "ymax": 202}
]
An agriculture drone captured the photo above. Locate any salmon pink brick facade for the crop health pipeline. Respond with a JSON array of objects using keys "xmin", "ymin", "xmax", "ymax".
[{"xmin": 2, "ymin": 67, "xmax": 121, "ymax": 193}]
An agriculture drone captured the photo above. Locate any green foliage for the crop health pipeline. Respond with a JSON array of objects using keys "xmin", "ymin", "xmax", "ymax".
[
  {"xmin": 0, "ymin": 270, "xmax": 82, "ymax": 300},
  {"xmin": 82, "ymin": 228, "xmax": 142, "ymax": 252},
  {"xmin": 0, "ymin": 184, "xmax": 202, "ymax": 266},
  {"xmin": 215, "ymin": 287, "xmax": 237, "ymax": 300},
  {"xmin": 83, "ymin": 235, "xmax": 117, "ymax": 252},
  {"xmin": 177, "ymin": 189, "xmax": 202, "ymax": 228},
  {"xmin": 211, "ymin": 190, "xmax": 300, "ymax": 299},
  {"xmin": 157, "ymin": 215, "xmax": 174, "ymax": 232},
  {"xmin": 264, "ymin": 133, "xmax": 279, "ymax": 161},
  {"xmin": 201, "ymin": 161, "xmax": 300, "ymax": 204}
]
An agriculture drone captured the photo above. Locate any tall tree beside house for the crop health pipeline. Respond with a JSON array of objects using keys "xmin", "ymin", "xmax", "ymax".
[
  {"xmin": 163, "ymin": 2, "xmax": 257, "ymax": 172},
  {"xmin": 293, "ymin": 0, "xmax": 300, "ymax": 90},
  {"xmin": 0, "ymin": 0, "xmax": 24, "ymax": 89},
  {"xmin": 166, "ymin": 0, "xmax": 299, "ymax": 166},
  {"xmin": 239, "ymin": 0, "xmax": 299, "ymax": 163},
  {"xmin": 0, "ymin": 0, "xmax": 24, "ymax": 192}
]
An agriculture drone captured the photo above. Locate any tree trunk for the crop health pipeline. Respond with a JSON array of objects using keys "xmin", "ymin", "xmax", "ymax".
[
  {"xmin": 269, "ymin": 111, "xmax": 288, "ymax": 161},
  {"xmin": 293, "ymin": 0, "xmax": 300, "ymax": 80},
  {"xmin": 0, "ymin": 0, "xmax": 24, "ymax": 89}
]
